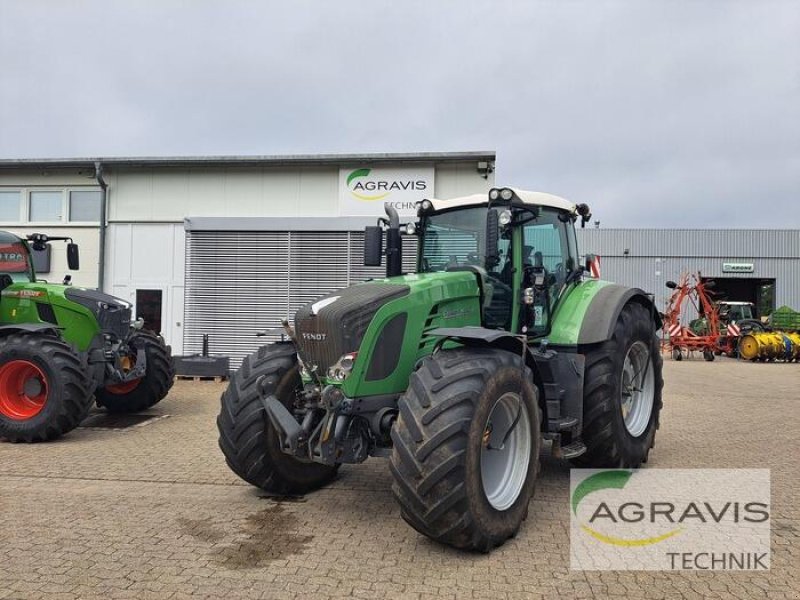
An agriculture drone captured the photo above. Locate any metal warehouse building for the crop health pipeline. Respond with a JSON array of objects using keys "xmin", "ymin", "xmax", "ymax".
[
  {"xmin": 1, "ymin": 152, "xmax": 798, "ymax": 366},
  {"xmin": 576, "ymin": 228, "xmax": 800, "ymax": 319},
  {"xmin": 0, "ymin": 152, "xmax": 495, "ymax": 364}
]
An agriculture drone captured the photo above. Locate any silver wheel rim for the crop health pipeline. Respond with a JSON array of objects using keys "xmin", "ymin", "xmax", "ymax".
[
  {"xmin": 480, "ymin": 392, "xmax": 531, "ymax": 511},
  {"xmin": 620, "ymin": 341, "xmax": 655, "ymax": 437}
]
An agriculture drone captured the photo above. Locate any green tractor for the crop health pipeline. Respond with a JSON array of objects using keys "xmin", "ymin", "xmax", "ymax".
[
  {"xmin": 218, "ymin": 188, "xmax": 664, "ymax": 551},
  {"xmin": 0, "ymin": 231, "xmax": 175, "ymax": 443}
]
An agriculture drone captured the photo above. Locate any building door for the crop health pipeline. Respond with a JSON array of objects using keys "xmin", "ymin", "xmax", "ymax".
[
  {"xmin": 701, "ymin": 277, "xmax": 776, "ymax": 318},
  {"xmin": 135, "ymin": 289, "xmax": 164, "ymax": 334}
]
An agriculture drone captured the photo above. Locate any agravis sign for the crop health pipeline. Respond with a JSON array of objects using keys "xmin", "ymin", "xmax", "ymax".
[{"xmin": 338, "ymin": 167, "xmax": 434, "ymax": 217}]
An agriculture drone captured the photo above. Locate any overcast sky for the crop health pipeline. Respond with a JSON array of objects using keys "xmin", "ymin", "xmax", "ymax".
[{"xmin": 1, "ymin": 1, "xmax": 798, "ymax": 227}]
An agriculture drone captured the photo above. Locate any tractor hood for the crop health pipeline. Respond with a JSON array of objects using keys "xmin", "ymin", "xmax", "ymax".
[
  {"xmin": 293, "ymin": 271, "xmax": 481, "ymax": 394},
  {"xmin": 294, "ymin": 282, "xmax": 410, "ymax": 373},
  {"xmin": 0, "ymin": 282, "xmax": 133, "ymax": 347}
]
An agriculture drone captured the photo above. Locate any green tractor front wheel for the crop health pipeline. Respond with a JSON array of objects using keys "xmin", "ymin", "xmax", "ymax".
[
  {"xmin": 95, "ymin": 331, "xmax": 175, "ymax": 413},
  {"xmin": 390, "ymin": 347, "xmax": 541, "ymax": 552},
  {"xmin": 0, "ymin": 333, "xmax": 93, "ymax": 443},
  {"xmin": 217, "ymin": 343, "xmax": 338, "ymax": 494}
]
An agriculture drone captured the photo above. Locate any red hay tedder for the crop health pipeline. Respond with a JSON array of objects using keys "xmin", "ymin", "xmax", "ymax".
[{"xmin": 662, "ymin": 272, "xmax": 738, "ymax": 361}]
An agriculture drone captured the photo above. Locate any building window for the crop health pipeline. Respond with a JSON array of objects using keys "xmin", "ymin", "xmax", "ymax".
[
  {"xmin": 29, "ymin": 191, "xmax": 64, "ymax": 222},
  {"xmin": 0, "ymin": 191, "xmax": 21, "ymax": 222},
  {"xmin": 69, "ymin": 190, "xmax": 102, "ymax": 222}
]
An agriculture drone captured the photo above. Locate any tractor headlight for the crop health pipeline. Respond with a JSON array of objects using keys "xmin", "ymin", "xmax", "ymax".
[
  {"xmin": 499, "ymin": 209, "xmax": 512, "ymax": 226},
  {"xmin": 488, "ymin": 188, "xmax": 500, "ymax": 201},
  {"xmin": 499, "ymin": 187, "xmax": 514, "ymax": 201},
  {"xmin": 327, "ymin": 352, "xmax": 358, "ymax": 382}
]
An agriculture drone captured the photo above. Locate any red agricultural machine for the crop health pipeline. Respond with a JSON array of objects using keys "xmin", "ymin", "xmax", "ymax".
[{"xmin": 662, "ymin": 272, "xmax": 738, "ymax": 361}]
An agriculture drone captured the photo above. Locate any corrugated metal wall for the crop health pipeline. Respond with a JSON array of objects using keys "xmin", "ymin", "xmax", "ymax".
[
  {"xmin": 184, "ymin": 231, "xmax": 417, "ymax": 366},
  {"xmin": 186, "ymin": 227, "xmax": 799, "ymax": 365},
  {"xmin": 576, "ymin": 229, "xmax": 800, "ymax": 315}
]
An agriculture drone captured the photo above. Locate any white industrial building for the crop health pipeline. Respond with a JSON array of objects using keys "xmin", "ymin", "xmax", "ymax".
[
  {"xmin": 0, "ymin": 152, "xmax": 495, "ymax": 363},
  {"xmin": 3, "ymin": 152, "xmax": 798, "ymax": 367}
]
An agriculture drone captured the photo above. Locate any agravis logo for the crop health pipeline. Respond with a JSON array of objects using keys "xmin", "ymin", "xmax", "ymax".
[
  {"xmin": 346, "ymin": 168, "xmax": 427, "ymax": 202},
  {"xmin": 570, "ymin": 469, "xmax": 771, "ymax": 571},
  {"xmin": 572, "ymin": 470, "xmax": 682, "ymax": 547}
]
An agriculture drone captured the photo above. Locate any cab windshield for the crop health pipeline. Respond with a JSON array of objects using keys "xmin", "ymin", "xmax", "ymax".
[{"xmin": 419, "ymin": 208, "xmax": 495, "ymax": 272}]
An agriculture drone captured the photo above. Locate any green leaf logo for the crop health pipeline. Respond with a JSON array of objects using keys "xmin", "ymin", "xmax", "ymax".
[
  {"xmin": 347, "ymin": 168, "xmax": 371, "ymax": 187},
  {"xmin": 572, "ymin": 470, "xmax": 632, "ymax": 515}
]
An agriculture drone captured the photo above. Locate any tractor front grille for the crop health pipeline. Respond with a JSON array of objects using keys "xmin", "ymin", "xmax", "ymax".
[
  {"xmin": 294, "ymin": 283, "xmax": 409, "ymax": 373},
  {"xmin": 98, "ymin": 305, "xmax": 133, "ymax": 340}
]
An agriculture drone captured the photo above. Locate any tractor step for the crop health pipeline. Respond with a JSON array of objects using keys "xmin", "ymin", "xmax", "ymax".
[
  {"xmin": 549, "ymin": 416, "xmax": 578, "ymax": 431},
  {"xmin": 551, "ymin": 439, "xmax": 587, "ymax": 459}
]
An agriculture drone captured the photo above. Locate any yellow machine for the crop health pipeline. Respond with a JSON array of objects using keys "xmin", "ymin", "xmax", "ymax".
[{"xmin": 738, "ymin": 331, "xmax": 800, "ymax": 362}]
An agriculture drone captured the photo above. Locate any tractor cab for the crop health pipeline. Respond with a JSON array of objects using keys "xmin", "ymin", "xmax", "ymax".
[
  {"xmin": 0, "ymin": 232, "xmax": 36, "ymax": 289},
  {"xmin": 717, "ymin": 301, "xmax": 755, "ymax": 323},
  {"xmin": 367, "ymin": 187, "xmax": 592, "ymax": 337},
  {"xmin": 0, "ymin": 231, "xmax": 80, "ymax": 291}
]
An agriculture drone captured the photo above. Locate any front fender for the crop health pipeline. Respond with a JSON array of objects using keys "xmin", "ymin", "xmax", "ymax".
[{"xmin": 0, "ymin": 323, "xmax": 61, "ymax": 336}]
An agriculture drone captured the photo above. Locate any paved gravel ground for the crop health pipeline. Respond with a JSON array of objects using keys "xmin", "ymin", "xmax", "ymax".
[{"xmin": 1, "ymin": 357, "xmax": 798, "ymax": 599}]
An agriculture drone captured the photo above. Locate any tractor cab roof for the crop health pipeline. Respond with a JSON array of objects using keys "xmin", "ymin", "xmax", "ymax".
[
  {"xmin": 0, "ymin": 231, "xmax": 24, "ymax": 244},
  {"xmin": 427, "ymin": 188, "xmax": 576, "ymax": 214}
]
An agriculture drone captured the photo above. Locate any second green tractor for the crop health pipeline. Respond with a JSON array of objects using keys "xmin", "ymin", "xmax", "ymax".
[
  {"xmin": 0, "ymin": 232, "xmax": 175, "ymax": 443},
  {"xmin": 218, "ymin": 188, "xmax": 664, "ymax": 552}
]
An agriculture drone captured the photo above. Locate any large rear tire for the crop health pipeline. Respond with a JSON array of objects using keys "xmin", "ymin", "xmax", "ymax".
[
  {"xmin": 390, "ymin": 348, "xmax": 541, "ymax": 552},
  {"xmin": 0, "ymin": 333, "xmax": 93, "ymax": 443},
  {"xmin": 217, "ymin": 343, "xmax": 338, "ymax": 494},
  {"xmin": 573, "ymin": 302, "xmax": 664, "ymax": 468},
  {"xmin": 95, "ymin": 331, "xmax": 175, "ymax": 413}
]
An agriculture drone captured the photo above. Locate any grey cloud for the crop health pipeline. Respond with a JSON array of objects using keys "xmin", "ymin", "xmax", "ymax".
[{"xmin": 0, "ymin": 0, "xmax": 798, "ymax": 227}]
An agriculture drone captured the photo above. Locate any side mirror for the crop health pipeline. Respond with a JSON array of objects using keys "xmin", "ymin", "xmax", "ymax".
[
  {"xmin": 67, "ymin": 243, "xmax": 80, "ymax": 270},
  {"xmin": 485, "ymin": 209, "xmax": 500, "ymax": 269},
  {"xmin": 666, "ymin": 280, "xmax": 677, "ymax": 289},
  {"xmin": 363, "ymin": 226, "xmax": 383, "ymax": 267}
]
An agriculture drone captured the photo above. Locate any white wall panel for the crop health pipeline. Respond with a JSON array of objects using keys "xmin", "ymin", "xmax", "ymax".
[
  {"xmin": 108, "ymin": 161, "xmax": 493, "ymax": 223},
  {"xmin": 106, "ymin": 223, "xmax": 186, "ymax": 354},
  {"xmin": 434, "ymin": 163, "xmax": 494, "ymax": 198}
]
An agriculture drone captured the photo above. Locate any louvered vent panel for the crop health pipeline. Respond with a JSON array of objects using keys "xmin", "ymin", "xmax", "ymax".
[
  {"xmin": 185, "ymin": 230, "xmax": 422, "ymax": 368},
  {"xmin": 288, "ymin": 232, "xmax": 351, "ymax": 316},
  {"xmin": 184, "ymin": 231, "xmax": 290, "ymax": 366}
]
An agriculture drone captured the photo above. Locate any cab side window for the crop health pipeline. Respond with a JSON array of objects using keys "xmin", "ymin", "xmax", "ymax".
[{"xmin": 522, "ymin": 210, "xmax": 572, "ymax": 331}]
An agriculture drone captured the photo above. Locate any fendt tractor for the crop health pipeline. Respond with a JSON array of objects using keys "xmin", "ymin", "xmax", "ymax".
[
  {"xmin": 0, "ymin": 231, "xmax": 175, "ymax": 443},
  {"xmin": 218, "ymin": 188, "xmax": 664, "ymax": 551}
]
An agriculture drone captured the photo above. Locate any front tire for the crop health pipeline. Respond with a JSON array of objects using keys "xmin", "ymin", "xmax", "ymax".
[
  {"xmin": 573, "ymin": 302, "xmax": 664, "ymax": 468},
  {"xmin": 390, "ymin": 348, "xmax": 541, "ymax": 552},
  {"xmin": 0, "ymin": 333, "xmax": 93, "ymax": 443},
  {"xmin": 95, "ymin": 331, "xmax": 175, "ymax": 413},
  {"xmin": 217, "ymin": 343, "xmax": 338, "ymax": 494}
]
